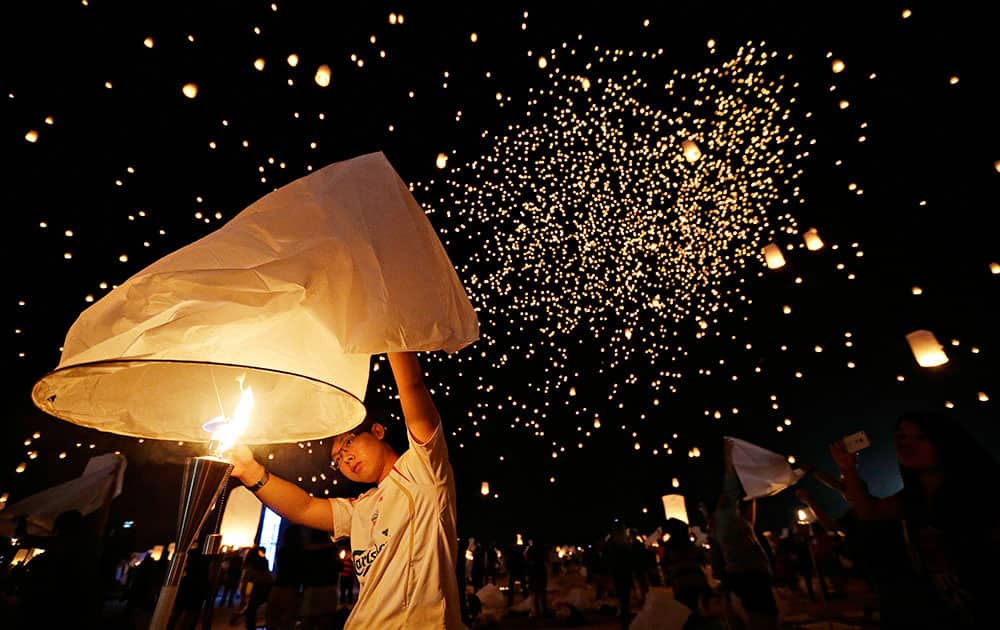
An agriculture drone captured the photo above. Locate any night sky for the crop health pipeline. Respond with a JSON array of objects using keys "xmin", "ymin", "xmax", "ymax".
[{"xmin": 3, "ymin": 1, "xmax": 998, "ymax": 551}]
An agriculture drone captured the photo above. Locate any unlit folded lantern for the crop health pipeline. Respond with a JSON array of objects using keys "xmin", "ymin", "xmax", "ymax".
[
  {"xmin": 661, "ymin": 494, "xmax": 689, "ymax": 524},
  {"xmin": 906, "ymin": 329, "xmax": 949, "ymax": 367},
  {"xmin": 763, "ymin": 243, "xmax": 786, "ymax": 269},
  {"xmin": 32, "ymin": 151, "xmax": 479, "ymax": 443}
]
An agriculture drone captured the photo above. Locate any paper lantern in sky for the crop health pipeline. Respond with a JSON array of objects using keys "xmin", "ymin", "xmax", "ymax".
[
  {"xmin": 182, "ymin": 83, "xmax": 198, "ymax": 99},
  {"xmin": 314, "ymin": 64, "xmax": 331, "ymax": 87},
  {"xmin": 219, "ymin": 487, "xmax": 263, "ymax": 549},
  {"xmin": 906, "ymin": 329, "xmax": 949, "ymax": 367},
  {"xmin": 480, "ymin": 482, "xmax": 490, "ymax": 496},
  {"xmin": 32, "ymin": 151, "xmax": 479, "ymax": 443},
  {"xmin": 681, "ymin": 139, "xmax": 702, "ymax": 163},
  {"xmin": 763, "ymin": 243, "xmax": 786, "ymax": 269},
  {"xmin": 803, "ymin": 227, "xmax": 824, "ymax": 251},
  {"xmin": 661, "ymin": 494, "xmax": 689, "ymax": 524}
]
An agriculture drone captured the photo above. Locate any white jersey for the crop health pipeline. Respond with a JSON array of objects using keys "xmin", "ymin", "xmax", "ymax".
[{"xmin": 329, "ymin": 423, "xmax": 466, "ymax": 629}]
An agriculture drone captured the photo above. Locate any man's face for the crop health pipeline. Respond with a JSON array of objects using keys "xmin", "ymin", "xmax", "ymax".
[{"xmin": 330, "ymin": 425, "xmax": 386, "ymax": 484}]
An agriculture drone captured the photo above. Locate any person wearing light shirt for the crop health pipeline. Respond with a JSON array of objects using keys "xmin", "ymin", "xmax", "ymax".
[{"xmin": 228, "ymin": 352, "xmax": 466, "ymax": 629}]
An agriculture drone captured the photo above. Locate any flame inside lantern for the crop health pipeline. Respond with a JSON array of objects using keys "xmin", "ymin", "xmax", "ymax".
[{"xmin": 203, "ymin": 377, "xmax": 255, "ymax": 456}]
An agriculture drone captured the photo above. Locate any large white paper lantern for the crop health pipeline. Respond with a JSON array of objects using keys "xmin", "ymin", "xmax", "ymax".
[
  {"xmin": 32, "ymin": 152, "xmax": 479, "ymax": 443},
  {"xmin": 662, "ymin": 494, "xmax": 688, "ymax": 523},
  {"xmin": 906, "ymin": 329, "xmax": 949, "ymax": 367}
]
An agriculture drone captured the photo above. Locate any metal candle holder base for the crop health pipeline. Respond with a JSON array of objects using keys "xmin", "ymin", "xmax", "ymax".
[{"xmin": 149, "ymin": 456, "xmax": 234, "ymax": 630}]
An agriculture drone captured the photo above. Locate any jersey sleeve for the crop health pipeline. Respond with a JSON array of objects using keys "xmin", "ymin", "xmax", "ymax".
[
  {"xmin": 328, "ymin": 497, "xmax": 354, "ymax": 541},
  {"xmin": 397, "ymin": 421, "xmax": 453, "ymax": 485}
]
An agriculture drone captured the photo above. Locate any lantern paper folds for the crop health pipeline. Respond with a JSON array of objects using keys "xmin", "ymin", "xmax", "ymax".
[
  {"xmin": 32, "ymin": 152, "xmax": 479, "ymax": 443},
  {"xmin": 726, "ymin": 436, "xmax": 805, "ymax": 499}
]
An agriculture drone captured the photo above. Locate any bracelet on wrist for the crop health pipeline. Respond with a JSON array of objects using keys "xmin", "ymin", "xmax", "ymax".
[{"xmin": 245, "ymin": 468, "xmax": 271, "ymax": 493}]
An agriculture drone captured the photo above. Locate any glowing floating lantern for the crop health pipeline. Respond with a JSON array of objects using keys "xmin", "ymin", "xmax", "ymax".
[
  {"xmin": 763, "ymin": 243, "xmax": 786, "ymax": 269},
  {"xmin": 681, "ymin": 139, "xmax": 702, "ymax": 163},
  {"xmin": 661, "ymin": 494, "xmax": 689, "ymax": 523},
  {"xmin": 254, "ymin": 58, "xmax": 266, "ymax": 71},
  {"xmin": 906, "ymin": 329, "xmax": 949, "ymax": 367},
  {"xmin": 143, "ymin": 37, "xmax": 154, "ymax": 49},
  {"xmin": 831, "ymin": 59, "xmax": 845, "ymax": 73},
  {"xmin": 671, "ymin": 477, "xmax": 680, "ymax": 488},
  {"xmin": 580, "ymin": 77, "xmax": 591, "ymax": 91},
  {"xmin": 436, "ymin": 153, "xmax": 448, "ymax": 169},
  {"xmin": 182, "ymin": 83, "xmax": 198, "ymax": 99},
  {"xmin": 287, "ymin": 53, "xmax": 299, "ymax": 67},
  {"xmin": 25, "ymin": 130, "xmax": 38, "ymax": 143},
  {"xmin": 480, "ymin": 481, "xmax": 490, "ymax": 496},
  {"xmin": 219, "ymin": 486, "xmax": 263, "ymax": 549},
  {"xmin": 803, "ymin": 227, "xmax": 824, "ymax": 251},
  {"xmin": 978, "ymin": 392, "xmax": 990, "ymax": 402},
  {"xmin": 538, "ymin": 56, "xmax": 548, "ymax": 69},
  {"xmin": 314, "ymin": 65, "xmax": 331, "ymax": 87},
  {"xmin": 990, "ymin": 262, "xmax": 1000, "ymax": 274}
]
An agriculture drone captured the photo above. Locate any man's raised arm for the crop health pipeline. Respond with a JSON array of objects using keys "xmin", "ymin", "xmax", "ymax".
[
  {"xmin": 387, "ymin": 351, "xmax": 441, "ymax": 444},
  {"xmin": 229, "ymin": 447, "xmax": 335, "ymax": 532}
]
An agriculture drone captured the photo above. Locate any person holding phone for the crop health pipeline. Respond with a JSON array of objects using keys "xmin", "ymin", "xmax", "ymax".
[{"xmin": 830, "ymin": 412, "xmax": 1000, "ymax": 629}]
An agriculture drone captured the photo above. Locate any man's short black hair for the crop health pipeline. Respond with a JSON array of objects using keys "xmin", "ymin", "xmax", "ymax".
[{"xmin": 333, "ymin": 415, "xmax": 380, "ymax": 441}]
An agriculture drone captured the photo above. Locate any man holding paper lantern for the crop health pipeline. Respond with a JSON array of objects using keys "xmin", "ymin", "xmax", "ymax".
[{"xmin": 226, "ymin": 351, "xmax": 465, "ymax": 629}]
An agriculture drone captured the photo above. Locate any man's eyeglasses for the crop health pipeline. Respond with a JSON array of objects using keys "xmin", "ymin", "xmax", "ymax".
[{"xmin": 330, "ymin": 434, "xmax": 358, "ymax": 472}]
